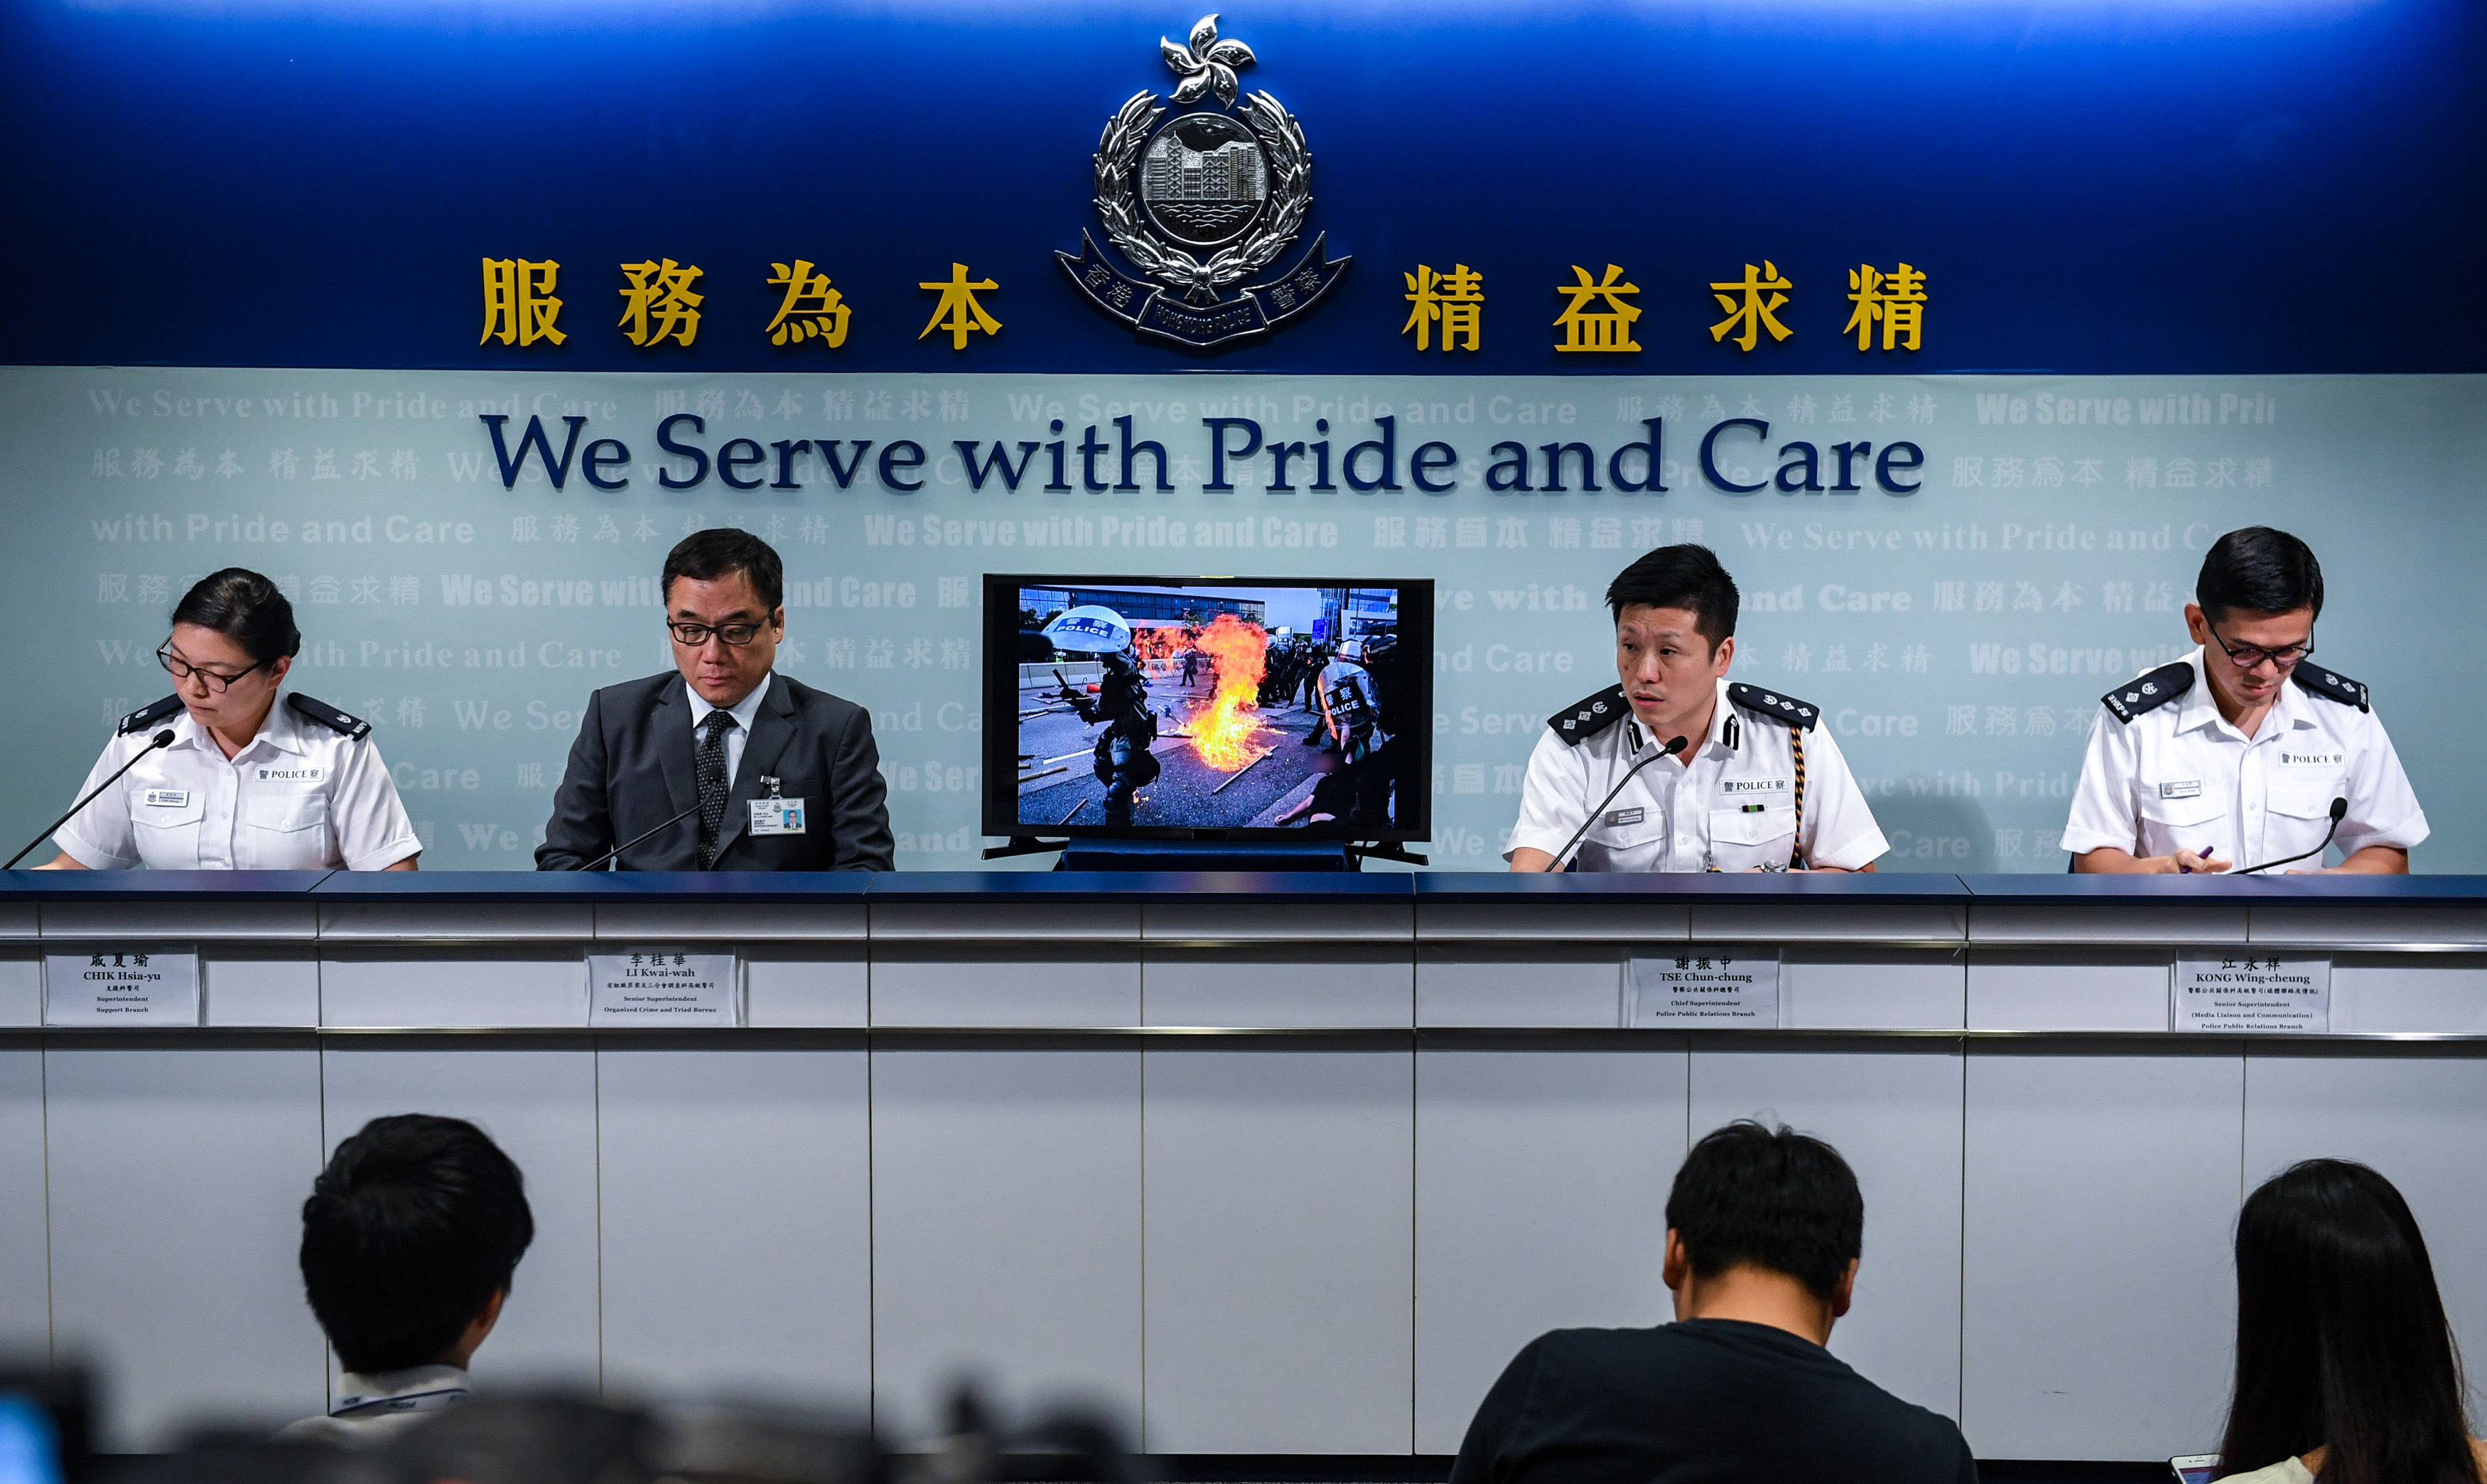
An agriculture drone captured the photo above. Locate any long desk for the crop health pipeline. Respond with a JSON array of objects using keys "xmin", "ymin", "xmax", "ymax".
[{"xmin": 4, "ymin": 870, "xmax": 2486, "ymax": 1457}]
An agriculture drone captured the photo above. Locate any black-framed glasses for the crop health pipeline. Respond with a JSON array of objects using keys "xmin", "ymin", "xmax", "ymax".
[
  {"xmin": 2206, "ymin": 622, "xmax": 2314, "ymax": 671},
  {"xmin": 668, "ymin": 619, "xmax": 764, "ymax": 647},
  {"xmin": 158, "ymin": 644, "xmax": 264, "ymax": 693}
]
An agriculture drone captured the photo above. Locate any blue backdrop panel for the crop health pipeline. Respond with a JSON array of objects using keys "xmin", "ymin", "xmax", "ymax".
[{"xmin": 1, "ymin": 0, "xmax": 2481, "ymax": 373}]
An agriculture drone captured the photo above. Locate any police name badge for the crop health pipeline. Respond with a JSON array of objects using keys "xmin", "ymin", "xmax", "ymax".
[
  {"xmin": 140, "ymin": 789, "xmax": 190, "ymax": 808},
  {"xmin": 2159, "ymin": 780, "xmax": 2202, "ymax": 799},
  {"xmin": 1604, "ymin": 806, "xmax": 1645, "ymax": 827},
  {"xmin": 588, "ymin": 950, "xmax": 740, "ymax": 1025},
  {"xmin": 44, "ymin": 949, "xmax": 201, "ymax": 1027},
  {"xmin": 750, "ymin": 797, "xmax": 806, "ymax": 835}
]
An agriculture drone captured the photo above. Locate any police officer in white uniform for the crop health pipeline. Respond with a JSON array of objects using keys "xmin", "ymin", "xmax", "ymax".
[
  {"xmin": 1509, "ymin": 546, "xmax": 1888, "ymax": 873},
  {"xmin": 38, "ymin": 569, "xmax": 420, "ymax": 872},
  {"xmin": 2066, "ymin": 527, "xmax": 2424, "ymax": 874}
]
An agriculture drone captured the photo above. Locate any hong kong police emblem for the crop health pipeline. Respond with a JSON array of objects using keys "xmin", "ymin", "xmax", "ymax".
[{"xmin": 1058, "ymin": 14, "xmax": 1350, "ymax": 350}]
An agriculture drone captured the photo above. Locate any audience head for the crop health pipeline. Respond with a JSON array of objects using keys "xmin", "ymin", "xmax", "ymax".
[
  {"xmin": 1664, "ymin": 1120, "xmax": 1863, "ymax": 1307},
  {"xmin": 2218, "ymin": 1159, "xmax": 2473, "ymax": 1484},
  {"xmin": 300, "ymin": 1115, "xmax": 535, "ymax": 1376}
]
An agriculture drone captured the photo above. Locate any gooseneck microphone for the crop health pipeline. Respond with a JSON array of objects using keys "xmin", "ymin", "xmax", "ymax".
[
  {"xmin": 1547, "ymin": 730, "xmax": 1691, "ymax": 872},
  {"xmin": 4, "ymin": 729, "xmax": 178, "ymax": 870},
  {"xmin": 573, "ymin": 801, "xmax": 705, "ymax": 872},
  {"xmin": 2234, "ymin": 797, "xmax": 2350, "ymax": 876}
]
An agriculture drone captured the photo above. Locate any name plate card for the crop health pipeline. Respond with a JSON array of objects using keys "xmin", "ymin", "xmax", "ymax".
[
  {"xmin": 2174, "ymin": 953, "xmax": 2331, "ymax": 1034},
  {"xmin": 1626, "ymin": 950, "xmax": 1781, "ymax": 1029},
  {"xmin": 588, "ymin": 950, "xmax": 739, "ymax": 1025},
  {"xmin": 44, "ymin": 950, "xmax": 200, "ymax": 1026}
]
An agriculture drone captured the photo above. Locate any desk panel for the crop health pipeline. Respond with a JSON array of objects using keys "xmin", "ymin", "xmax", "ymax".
[
  {"xmin": 1413, "ymin": 1045, "xmax": 1687, "ymax": 1453},
  {"xmin": 872, "ymin": 1049, "xmax": 1142, "ymax": 1441},
  {"xmin": 45, "ymin": 1043, "xmax": 325, "ymax": 1449},
  {"xmin": 318, "ymin": 1044, "xmax": 603, "ymax": 1388},
  {"xmin": 1690, "ymin": 1041, "xmax": 1965, "ymax": 1421},
  {"xmin": 1143, "ymin": 1046, "xmax": 1413, "ymax": 1453},
  {"xmin": 0, "ymin": 1050, "xmax": 47, "ymax": 1343},
  {"xmin": 1960, "ymin": 1044, "xmax": 2241, "ymax": 1461},
  {"xmin": 598, "ymin": 1045, "xmax": 871, "ymax": 1404}
]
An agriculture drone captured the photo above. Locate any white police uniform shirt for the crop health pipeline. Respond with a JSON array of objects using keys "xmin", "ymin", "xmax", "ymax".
[
  {"xmin": 55, "ymin": 695, "xmax": 421, "ymax": 871},
  {"xmin": 2063, "ymin": 648, "xmax": 2426, "ymax": 867},
  {"xmin": 1507, "ymin": 678, "xmax": 1889, "ymax": 872}
]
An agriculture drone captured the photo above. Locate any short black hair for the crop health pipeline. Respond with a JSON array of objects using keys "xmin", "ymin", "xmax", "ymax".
[
  {"xmin": 2196, "ymin": 527, "xmax": 2323, "ymax": 623},
  {"xmin": 300, "ymin": 1114, "xmax": 535, "ymax": 1375},
  {"xmin": 663, "ymin": 528, "xmax": 784, "ymax": 612},
  {"xmin": 1665, "ymin": 1120, "xmax": 1863, "ymax": 1302},
  {"xmin": 171, "ymin": 568, "xmax": 301, "ymax": 665},
  {"xmin": 1605, "ymin": 544, "xmax": 1738, "ymax": 647}
]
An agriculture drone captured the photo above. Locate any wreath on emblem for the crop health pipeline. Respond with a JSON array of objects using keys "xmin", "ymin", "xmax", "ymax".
[{"xmin": 1059, "ymin": 15, "xmax": 1349, "ymax": 350}]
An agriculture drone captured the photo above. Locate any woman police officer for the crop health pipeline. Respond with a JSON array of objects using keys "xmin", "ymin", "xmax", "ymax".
[{"xmin": 37, "ymin": 569, "xmax": 421, "ymax": 871}]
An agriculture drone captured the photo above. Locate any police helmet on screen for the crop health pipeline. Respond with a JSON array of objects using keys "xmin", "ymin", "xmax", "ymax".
[
  {"xmin": 1043, "ymin": 605, "xmax": 1135, "ymax": 656},
  {"xmin": 1333, "ymin": 639, "xmax": 1369, "ymax": 664}
]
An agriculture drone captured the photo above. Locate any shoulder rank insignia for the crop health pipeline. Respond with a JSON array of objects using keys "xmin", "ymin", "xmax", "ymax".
[
  {"xmin": 116, "ymin": 695, "xmax": 183, "ymax": 736},
  {"xmin": 1727, "ymin": 683, "xmax": 1820, "ymax": 731},
  {"xmin": 2292, "ymin": 664, "xmax": 2370, "ymax": 713},
  {"xmin": 1548, "ymin": 685, "xmax": 1629, "ymax": 747},
  {"xmin": 2100, "ymin": 661, "xmax": 2196, "ymax": 724},
  {"xmin": 286, "ymin": 693, "xmax": 372, "ymax": 741}
]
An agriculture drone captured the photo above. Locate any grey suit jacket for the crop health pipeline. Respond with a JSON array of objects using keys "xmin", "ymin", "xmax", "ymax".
[{"xmin": 535, "ymin": 671, "xmax": 894, "ymax": 871}]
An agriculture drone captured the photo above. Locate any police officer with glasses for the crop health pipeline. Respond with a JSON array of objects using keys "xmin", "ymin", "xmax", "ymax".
[
  {"xmin": 36, "ymin": 568, "xmax": 420, "ymax": 872},
  {"xmin": 2064, "ymin": 526, "xmax": 2424, "ymax": 875}
]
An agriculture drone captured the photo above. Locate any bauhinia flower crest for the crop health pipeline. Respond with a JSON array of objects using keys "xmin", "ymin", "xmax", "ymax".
[{"xmin": 1160, "ymin": 13, "xmax": 1256, "ymax": 107}]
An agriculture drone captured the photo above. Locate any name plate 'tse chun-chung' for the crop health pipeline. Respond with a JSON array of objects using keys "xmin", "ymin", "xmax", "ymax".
[
  {"xmin": 2173, "ymin": 953, "xmax": 2332, "ymax": 1034},
  {"xmin": 44, "ymin": 950, "xmax": 201, "ymax": 1026},
  {"xmin": 588, "ymin": 951, "xmax": 740, "ymax": 1025},
  {"xmin": 1626, "ymin": 952, "xmax": 1781, "ymax": 1028}
]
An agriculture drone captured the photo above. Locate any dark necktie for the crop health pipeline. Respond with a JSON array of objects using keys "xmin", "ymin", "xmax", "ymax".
[{"xmin": 695, "ymin": 709, "xmax": 737, "ymax": 869}]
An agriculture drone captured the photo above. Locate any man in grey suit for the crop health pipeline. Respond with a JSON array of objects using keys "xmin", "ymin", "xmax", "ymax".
[{"xmin": 536, "ymin": 529, "xmax": 894, "ymax": 871}]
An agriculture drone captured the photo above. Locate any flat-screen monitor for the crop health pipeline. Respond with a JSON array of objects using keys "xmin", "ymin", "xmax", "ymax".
[{"xmin": 982, "ymin": 575, "xmax": 1433, "ymax": 843}]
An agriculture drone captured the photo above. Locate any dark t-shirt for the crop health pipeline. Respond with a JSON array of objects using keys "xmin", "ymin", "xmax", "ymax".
[{"xmin": 1450, "ymin": 1319, "xmax": 1978, "ymax": 1484}]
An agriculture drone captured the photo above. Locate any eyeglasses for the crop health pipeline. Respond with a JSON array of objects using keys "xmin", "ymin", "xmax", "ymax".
[
  {"xmin": 668, "ymin": 620, "xmax": 765, "ymax": 648},
  {"xmin": 158, "ymin": 644, "xmax": 264, "ymax": 693},
  {"xmin": 2206, "ymin": 622, "xmax": 2314, "ymax": 671}
]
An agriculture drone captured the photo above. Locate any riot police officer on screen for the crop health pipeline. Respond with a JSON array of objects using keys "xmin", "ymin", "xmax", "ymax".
[
  {"xmin": 1507, "ymin": 545, "xmax": 1888, "ymax": 873},
  {"xmin": 2063, "ymin": 526, "xmax": 2425, "ymax": 874},
  {"xmin": 38, "ymin": 568, "xmax": 421, "ymax": 872},
  {"xmin": 1048, "ymin": 605, "xmax": 1160, "ymax": 829}
]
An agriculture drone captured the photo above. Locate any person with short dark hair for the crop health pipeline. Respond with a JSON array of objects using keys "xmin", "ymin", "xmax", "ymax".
[
  {"xmin": 282, "ymin": 1115, "xmax": 534, "ymax": 1446},
  {"xmin": 2065, "ymin": 527, "xmax": 2423, "ymax": 874},
  {"xmin": 1452, "ymin": 1121, "xmax": 1973, "ymax": 1484},
  {"xmin": 2210, "ymin": 1159, "xmax": 2486, "ymax": 1484},
  {"xmin": 535, "ymin": 529, "xmax": 892, "ymax": 870},
  {"xmin": 41, "ymin": 568, "xmax": 420, "ymax": 870},
  {"xmin": 1506, "ymin": 545, "xmax": 1887, "ymax": 872}
]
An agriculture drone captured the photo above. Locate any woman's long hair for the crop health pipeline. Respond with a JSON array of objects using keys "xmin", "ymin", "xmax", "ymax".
[{"xmin": 2218, "ymin": 1159, "xmax": 2478, "ymax": 1484}]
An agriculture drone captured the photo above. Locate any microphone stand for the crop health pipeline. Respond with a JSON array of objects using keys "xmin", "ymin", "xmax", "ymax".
[
  {"xmin": 1545, "ymin": 731, "xmax": 1690, "ymax": 872},
  {"xmin": 4, "ymin": 730, "xmax": 178, "ymax": 870},
  {"xmin": 573, "ymin": 801, "xmax": 704, "ymax": 872},
  {"xmin": 2233, "ymin": 798, "xmax": 2349, "ymax": 876}
]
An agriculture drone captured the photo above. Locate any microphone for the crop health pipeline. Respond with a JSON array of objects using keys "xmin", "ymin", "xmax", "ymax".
[
  {"xmin": 2234, "ymin": 797, "xmax": 2349, "ymax": 876},
  {"xmin": 1545, "ymin": 730, "xmax": 1691, "ymax": 872},
  {"xmin": 4, "ymin": 729, "xmax": 177, "ymax": 870},
  {"xmin": 573, "ymin": 801, "xmax": 704, "ymax": 872}
]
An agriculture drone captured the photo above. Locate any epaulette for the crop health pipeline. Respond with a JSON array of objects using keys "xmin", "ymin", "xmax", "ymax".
[
  {"xmin": 116, "ymin": 695, "xmax": 183, "ymax": 736},
  {"xmin": 1727, "ymin": 683, "xmax": 1819, "ymax": 731},
  {"xmin": 2101, "ymin": 661, "xmax": 2195, "ymax": 725},
  {"xmin": 2292, "ymin": 664, "xmax": 2370, "ymax": 714},
  {"xmin": 286, "ymin": 693, "xmax": 372, "ymax": 741},
  {"xmin": 1547, "ymin": 685, "xmax": 1629, "ymax": 747}
]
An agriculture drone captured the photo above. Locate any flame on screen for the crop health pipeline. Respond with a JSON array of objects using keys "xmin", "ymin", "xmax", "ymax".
[{"xmin": 1188, "ymin": 614, "xmax": 1271, "ymax": 771}]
